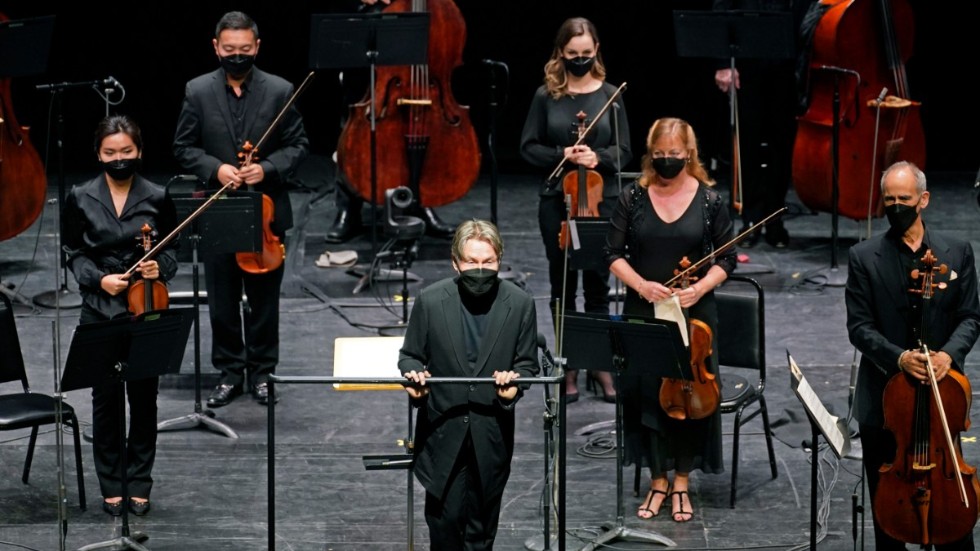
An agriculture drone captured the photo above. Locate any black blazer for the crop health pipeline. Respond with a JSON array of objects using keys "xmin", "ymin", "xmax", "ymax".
[
  {"xmin": 399, "ymin": 278, "xmax": 539, "ymax": 499},
  {"xmin": 846, "ymin": 229, "xmax": 980, "ymax": 428},
  {"xmin": 62, "ymin": 174, "xmax": 178, "ymax": 318},
  {"xmin": 172, "ymin": 67, "xmax": 308, "ymax": 236}
]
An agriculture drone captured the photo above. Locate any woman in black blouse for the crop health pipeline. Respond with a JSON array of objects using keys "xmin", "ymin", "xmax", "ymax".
[
  {"xmin": 520, "ymin": 17, "xmax": 631, "ymax": 403},
  {"xmin": 63, "ymin": 114, "xmax": 178, "ymax": 517},
  {"xmin": 604, "ymin": 117, "xmax": 734, "ymax": 522}
]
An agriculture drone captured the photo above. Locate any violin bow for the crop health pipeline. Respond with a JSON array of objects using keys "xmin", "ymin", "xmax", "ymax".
[
  {"xmin": 546, "ymin": 81, "xmax": 627, "ymax": 185},
  {"xmin": 664, "ymin": 207, "xmax": 787, "ymax": 288},
  {"xmin": 125, "ymin": 71, "xmax": 316, "ymax": 275}
]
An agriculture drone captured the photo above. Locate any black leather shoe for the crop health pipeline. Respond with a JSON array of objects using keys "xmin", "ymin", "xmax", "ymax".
[
  {"xmin": 207, "ymin": 384, "xmax": 242, "ymax": 408},
  {"xmin": 129, "ymin": 498, "xmax": 151, "ymax": 516},
  {"xmin": 253, "ymin": 382, "xmax": 279, "ymax": 405},
  {"xmin": 764, "ymin": 224, "xmax": 789, "ymax": 248},
  {"xmin": 325, "ymin": 208, "xmax": 363, "ymax": 243},
  {"xmin": 418, "ymin": 207, "xmax": 455, "ymax": 238},
  {"xmin": 102, "ymin": 500, "xmax": 123, "ymax": 517}
]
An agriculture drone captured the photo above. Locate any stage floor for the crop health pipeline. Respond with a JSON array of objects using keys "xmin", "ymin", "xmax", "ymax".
[{"xmin": 1, "ymin": 159, "xmax": 978, "ymax": 550}]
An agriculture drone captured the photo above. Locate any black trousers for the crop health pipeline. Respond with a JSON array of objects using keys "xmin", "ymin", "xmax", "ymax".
[
  {"xmin": 81, "ymin": 305, "xmax": 158, "ymax": 499},
  {"xmin": 204, "ymin": 253, "xmax": 284, "ymax": 387},
  {"xmin": 859, "ymin": 423, "xmax": 975, "ymax": 551},
  {"xmin": 424, "ymin": 433, "xmax": 503, "ymax": 551},
  {"xmin": 538, "ymin": 193, "xmax": 614, "ymax": 318}
]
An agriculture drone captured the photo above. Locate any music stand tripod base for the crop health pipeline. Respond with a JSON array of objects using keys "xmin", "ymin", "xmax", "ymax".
[
  {"xmin": 157, "ymin": 409, "xmax": 239, "ymax": 439},
  {"xmin": 579, "ymin": 523, "xmax": 675, "ymax": 551},
  {"xmin": 33, "ymin": 286, "xmax": 83, "ymax": 309},
  {"xmin": 77, "ymin": 532, "xmax": 150, "ymax": 551}
]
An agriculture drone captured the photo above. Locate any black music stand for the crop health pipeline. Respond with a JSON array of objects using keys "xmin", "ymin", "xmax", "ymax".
[
  {"xmin": 674, "ymin": 9, "xmax": 793, "ymax": 272},
  {"xmin": 562, "ymin": 312, "xmax": 686, "ymax": 550},
  {"xmin": 564, "ymin": 218, "xmax": 610, "ymax": 272},
  {"xmin": 154, "ymin": 186, "xmax": 261, "ymax": 438},
  {"xmin": 62, "ymin": 309, "xmax": 193, "ymax": 551},
  {"xmin": 309, "ymin": 12, "xmax": 429, "ymax": 254}
]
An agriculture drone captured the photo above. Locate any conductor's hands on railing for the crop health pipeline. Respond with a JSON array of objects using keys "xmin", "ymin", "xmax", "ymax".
[{"xmin": 403, "ymin": 370, "xmax": 524, "ymax": 401}]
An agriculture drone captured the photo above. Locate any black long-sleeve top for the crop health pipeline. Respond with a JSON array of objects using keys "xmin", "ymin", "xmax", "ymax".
[{"xmin": 520, "ymin": 82, "xmax": 631, "ymax": 197}]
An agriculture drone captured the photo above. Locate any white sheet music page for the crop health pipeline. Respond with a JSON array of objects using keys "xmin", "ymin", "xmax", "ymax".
[
  {"xmin": 788, "ymin": 352, "xmax": 848, "ymax": 458},
  {"xmin": 654, "ymin": 295, "xmax": 689, "ymax": 347}
]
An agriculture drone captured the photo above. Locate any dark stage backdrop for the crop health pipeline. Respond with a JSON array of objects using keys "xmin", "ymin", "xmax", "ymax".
[{"xmin": 3, "ymin": 1, "xmax": 976, "ymax": 184}]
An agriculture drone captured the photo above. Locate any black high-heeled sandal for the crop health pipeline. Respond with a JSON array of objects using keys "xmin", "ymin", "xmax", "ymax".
[
  {"xmin": 637, "ymin": 487, "xmax": 668, "ymax": 519},
  {"xmin": 670, "ymin": 490, "xmax": 693, "ymax": 523}
]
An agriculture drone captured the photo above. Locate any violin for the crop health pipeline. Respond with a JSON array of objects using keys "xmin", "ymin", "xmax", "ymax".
[
  {"xmin": 558, "ymin": 110, "xmax": 603, "ymax": 250},
  {"xmin": 126, "ymin": 223, "xmax": 169, "ymax": 315},
  {"xmin": 875, "ymin": 249, "xmax": 980, "ymax": 545},
  {"xmin": 658, "ymin": 256, "xmax": 720, "ymax": 421},
  {"xmin": 230, "ymin": 70, "xmax": 314, "ymax": 274},
  {"xmin": 234, "ymin": 140, "xmax": 285, "ymax": 274}
]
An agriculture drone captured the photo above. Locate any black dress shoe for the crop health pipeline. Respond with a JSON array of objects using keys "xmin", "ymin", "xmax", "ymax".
[
  {"xmin": 102, "ymin": 500, "xmax": 123, "ymax": 517},
  {"xmin": 418, "ymin": 207, "xmax": 455, "ymax": 238},
  {"xmin": 764, "ymin": 224, "xmax": 789, "ymax": 248},
  {"xmin": 325, "ymin": 208, "xmax": 363, "ymax": 244},
  {"xmin": 129, "ymin": 498, "xmax": 151, "ymax": 516},
  {"xmin": 253, "ymin": 382, "xmax": 279, "ymax": 405},
  {"xmin": 207, "ymin": 384, "xmax": 242, "ymax": 408}
]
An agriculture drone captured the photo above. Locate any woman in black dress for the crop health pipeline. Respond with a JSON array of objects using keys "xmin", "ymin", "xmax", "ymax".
[
  {"xmin": 604, "ymin": 117, "xmax": 734, "ymax": 522},
  {"xmin": 520, "ymin": 17, "xmax": 631, "ymax": 402},
  {"xmin": 63, "ymin": 114, "xmax": 178, "ymax": 517}
]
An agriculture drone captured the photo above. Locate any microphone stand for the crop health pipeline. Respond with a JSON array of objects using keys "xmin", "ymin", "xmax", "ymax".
[{"xmin": 33, "ymin": 78, "xmax": 123, "ymax": 309}]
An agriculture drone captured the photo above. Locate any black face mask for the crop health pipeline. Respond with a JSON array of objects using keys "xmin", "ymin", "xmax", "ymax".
[
  {"xmin": 219, "ymin": 53, "xmax": 255, "ymax": 78},
  {"xmin": 101, "ymin": 158, "xmax": 140, "ymax": 181},
  {"xmin": 884, "ymin": 202, "xmax": 920, "ymax": 235},
  {"xmin": 563, "ymin": 56, "xmax": 595, "ymax": 78},
  {"xmin": 456, "ymin": 268, "xmax": 499, "ymax": 298},
  {"xmin": 651, "ymin": 157, "xmax": 686, "ymax": 180}
]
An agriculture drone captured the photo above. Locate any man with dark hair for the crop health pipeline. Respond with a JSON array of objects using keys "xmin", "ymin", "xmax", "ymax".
[{"xmin": 174, "ymin": 10, "xmax": 309, "ymax": 407}]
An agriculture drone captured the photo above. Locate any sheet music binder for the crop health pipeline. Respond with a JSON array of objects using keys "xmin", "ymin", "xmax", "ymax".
[{"xmin": 788, "ymin": 351, "xmax": 849, "ymax": 459}]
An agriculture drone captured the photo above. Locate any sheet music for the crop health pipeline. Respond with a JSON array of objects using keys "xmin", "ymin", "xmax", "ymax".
[
  {"xmin": 655, "ymin": 295, "xmax": 689, "ymax": 347},
  {"xmin": 788, "ymin": 353, "xmax": 848, "ymax": 458}
]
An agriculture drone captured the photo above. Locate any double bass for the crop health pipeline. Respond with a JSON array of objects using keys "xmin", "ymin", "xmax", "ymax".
[
  {"xmin": 875, "ymin": 249, "xmax": 980, "ymax": 545},
  {"xmin": 0, "ymin": 12, "xmax": 47, "ymax": 242},
  {"xmin": 336, "ymin": 0, "xmax": 480, "ymax": 208},
  {"xmin": 792, "ymin": 0, "xmax": 925, "ymax": 221}
]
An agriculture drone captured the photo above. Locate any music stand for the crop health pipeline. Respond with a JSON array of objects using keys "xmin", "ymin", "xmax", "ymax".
[
  {"xmin": 674, "ymin": 10, "xmax": 793, "ymax": 271},
  {"xmin": 155, "ymin": 185, "xmax": 261, "ymax": 438},
  {"xmin": 564, "ymin": 218, "xmax": 610, "ymax": 272},
  {"xmin": 562, "ymin": 312, "xmax": 686, "ymax": 550},
  {"xmin": 62, "ymin": 309, "xmax": 193, "ymax": 551},
  {"xmin": 309, "ymin": 11, "xmax": 429, "ymax": 253}
]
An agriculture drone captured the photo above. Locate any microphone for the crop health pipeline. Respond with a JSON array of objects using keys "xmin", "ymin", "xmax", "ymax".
[
  {"xmin": 482, "ymin": 59, "xmax": 508, "ymax": 69},
  {"xmin": 36, "ymin": 76, "xmax": 121, "ymax": 91}
]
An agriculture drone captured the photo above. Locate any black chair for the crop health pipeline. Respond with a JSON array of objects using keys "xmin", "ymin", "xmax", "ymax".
[
  {"xmin": 0, "ymin": 292, "xmax": 86, "ymax": 509},
  {"xmin": 630, "ymin": 275, "xmax": 777, "ymax": 508},
  {"xmin": 715, "ymin": 275, "xmax": 777, "ymax": 508}
]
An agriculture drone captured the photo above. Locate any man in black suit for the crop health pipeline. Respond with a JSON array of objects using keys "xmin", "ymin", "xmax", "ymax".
[
  {"xmin": 173, "ymin": 10, "xmax": 309, "ymax": 407},
  {"xmin": 399, "ymin": 219, "xmax": 539, "ymax": 550},
  {"xmin": 846, "ymin": 161, "xmax": 980, "ymax": 551}
]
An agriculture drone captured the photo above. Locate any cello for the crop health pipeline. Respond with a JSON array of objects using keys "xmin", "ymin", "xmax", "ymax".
[
  {"xmin": 875, "ymin": 249, "xmax": 980, "ymax": 545},
  {"xmin": 792, "ymin": 0, "xmax": 925, "ymax": 221},
  {"xmin": 0, "ymin": 12, "xmax": 47, "ymax": 242},
  {"xmin": 336, "ymin": 0, "xmax": 480, "ymax": 208}
]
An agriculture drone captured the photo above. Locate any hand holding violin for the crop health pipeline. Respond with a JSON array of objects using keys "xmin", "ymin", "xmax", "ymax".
[
  {"xmin": 674, "ymin": 283, "xmax": 706, "ymax": 309},
  {"xmin": 136, "ymin": 259, "xmax": 160, "ymax": 280},
  {"xmin": 899, "ymin": 348, "xmax": 953, "ymax": 383},
  {"xmin": 564, "ymin": 144, "xmax": 598, "ymax": 169},
  {"xmin": 638, "ymin": 279, "xmax": 673, "ymax": 304},
  {"xmin": 101, "ymin": 273, "xmax": 131, "ymax": 296}
]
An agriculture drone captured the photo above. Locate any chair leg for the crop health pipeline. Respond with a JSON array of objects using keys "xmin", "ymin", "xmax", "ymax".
[
  {"xmin": 760, "ymin": 396, "xmax": 778, "ymax": 479},
  {"xmin": 730, "ymin": 407, "xmax": 744, "ymax": 508},
  {"xmin": 23, "ymin": 426, "xmax": 39, "ymax": 484},
  {"xmin": 67, "ymin": 414, "xmax": 87, "ymax": 510}
]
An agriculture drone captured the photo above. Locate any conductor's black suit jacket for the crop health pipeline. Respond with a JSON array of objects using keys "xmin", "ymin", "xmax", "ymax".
[
  {"xmin": 846, "ymin": 229, "xmax": 980, "ymax": 428},
  {"xmin": 399, "ymin": 278, "xmax": 539, "ymax": 500},
  {"xmin": 172, "ymin": 67, "xmax": 308, "ymax": 237}
]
